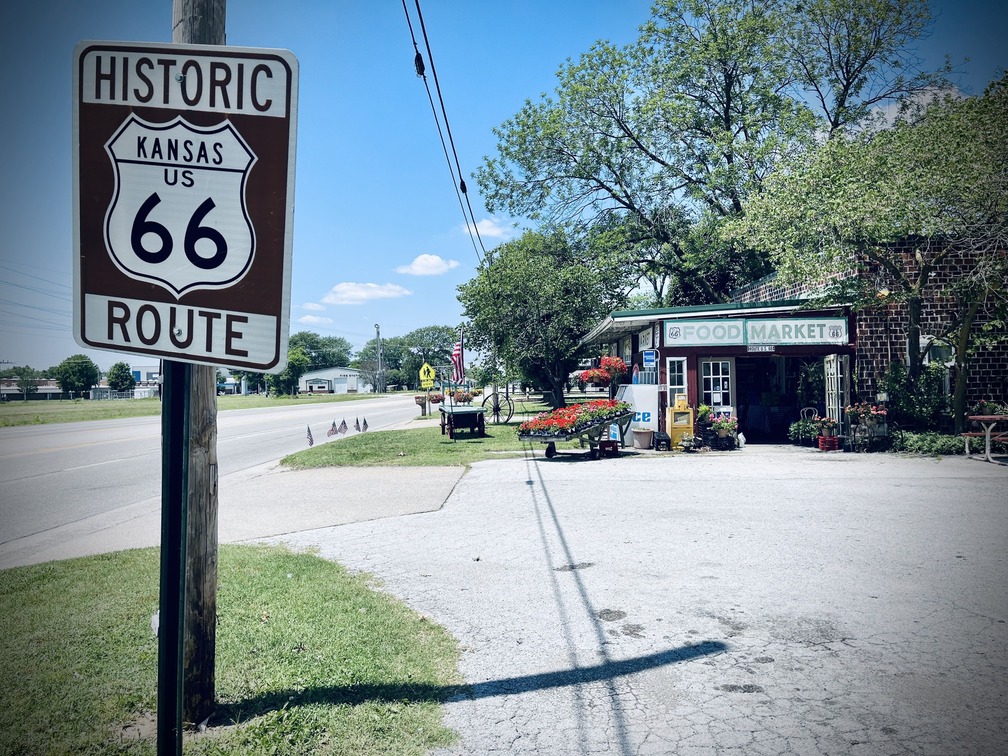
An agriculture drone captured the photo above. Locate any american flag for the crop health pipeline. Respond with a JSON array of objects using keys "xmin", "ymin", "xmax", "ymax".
[
  {"xmin": 327, "ymin": 420, "xmax": 338, "ymax": 437},
  {"xmin": 306, "ymin": 425, "xmax": 314, "ymax": 447},
  {"xmin": 451, "ymin": 331, "xmax": 465, "ymax": 383},
  {"xmin": 338, "ymin": 418, "xmax": 348, "ymax": 434},
  {"xmin": 354, "ymin": 417, "xmax": 361, "ymax": 432},
  {"xmin": 362, "ymin": 417, "xmax": 369, "ymax": 432}
]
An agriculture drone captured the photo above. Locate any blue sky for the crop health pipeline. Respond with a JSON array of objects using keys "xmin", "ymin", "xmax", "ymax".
[{"xmin": 1, "ymin": 1, "xmax": 1005, "ymax": 371}]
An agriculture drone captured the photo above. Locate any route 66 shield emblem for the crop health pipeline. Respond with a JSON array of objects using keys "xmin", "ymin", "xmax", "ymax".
[{"xmin": 104, "ymin": 115, "xmax": 257, "ymax": 297}]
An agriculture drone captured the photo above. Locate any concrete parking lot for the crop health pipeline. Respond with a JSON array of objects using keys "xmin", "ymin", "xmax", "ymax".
[{"xmin": 270, "ymin": 446, "xmax": 1008, "ymax": 755}]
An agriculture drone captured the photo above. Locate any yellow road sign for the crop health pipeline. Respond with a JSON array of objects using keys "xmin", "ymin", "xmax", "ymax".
[{"xmin": 419, "ymin": 362, "xmax": 436, "ymax": 381}]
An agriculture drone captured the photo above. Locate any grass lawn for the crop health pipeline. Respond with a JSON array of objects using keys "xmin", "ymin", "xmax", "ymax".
[
  {"xmin": 0, "ymin": 545, "xmax": 461, "ymax": 755},
  {"xmin": 282, "ymin": 398, "xmax": 592, "ymax": 468},
  {"xmin": 0, "ymin": 392, "xmax": 386, "ymax": 427}
]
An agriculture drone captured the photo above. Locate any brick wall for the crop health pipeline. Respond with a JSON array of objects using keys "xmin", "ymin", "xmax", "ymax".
[{"xmin": 733, "ymin": 243, "xmax": 1008, "ymax": 407}]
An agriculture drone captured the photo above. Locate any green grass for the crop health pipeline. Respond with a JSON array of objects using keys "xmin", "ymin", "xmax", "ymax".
[
  {"xmin": 282, "ymin": 399, "xmax": 588, "ymax": 468},
  {"xmin": 0, "ymin": 392, "xmax": 385, "ymax": 427},
  {"xmin": 0, "ymin": 545, "xmax": 461, "ymax": 755}
]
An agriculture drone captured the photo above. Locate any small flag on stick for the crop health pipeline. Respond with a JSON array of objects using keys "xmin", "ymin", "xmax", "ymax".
[
  {"xmin": 362, "ymin": 417, "xmax": 369, "ymax": 432},
  {"xmin": 354, "ymin": 417, "xmax": 361, "ymax": 432},
  {"xmin": 327, "ymin": 420, "xmax": 337, "ymax": 437},
  {"xmin": 306, "ymin": 425, "xmax": 314, "ymax": 447},
  {"xmin": 338, "ymin": 418, "xmax": 348, "ymax": 434}
]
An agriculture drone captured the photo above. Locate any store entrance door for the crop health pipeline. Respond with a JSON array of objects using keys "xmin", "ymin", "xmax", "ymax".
[{"xmin": 824, "ymin": 354, "xmax": 851, "ymax": 435}]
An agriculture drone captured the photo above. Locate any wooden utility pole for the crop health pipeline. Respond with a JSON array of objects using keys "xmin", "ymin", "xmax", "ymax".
[{"xmin": 172, "ymin": 0, "xmax": 225, "ymax": 727}]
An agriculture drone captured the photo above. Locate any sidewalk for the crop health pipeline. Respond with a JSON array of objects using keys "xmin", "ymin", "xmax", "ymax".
[{"xmin": 0, "ymin": 413, "xmax": 462, "ymax": 570}]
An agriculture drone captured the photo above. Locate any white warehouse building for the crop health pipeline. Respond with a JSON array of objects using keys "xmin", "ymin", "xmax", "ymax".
[{"xmin": 299, "ymin": 367, "xmax": 362, "ymax": 395}]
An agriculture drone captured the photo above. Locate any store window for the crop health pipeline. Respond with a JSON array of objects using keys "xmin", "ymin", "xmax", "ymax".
[{"xmin": 701, "ymin": 358, "xmax": 735, "ymax": 410}]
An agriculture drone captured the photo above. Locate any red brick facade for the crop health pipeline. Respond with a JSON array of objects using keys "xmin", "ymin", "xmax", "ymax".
[{"xmin": 732, "ymin": 246, "xmax": 1008, "ymax": 406}]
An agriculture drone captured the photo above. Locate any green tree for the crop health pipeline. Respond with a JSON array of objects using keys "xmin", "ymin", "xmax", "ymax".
[
  {"xmin": 106, "ymin": 361, "xmax": 136, "ymax": 393},
  {"xmin": 264, "ymin": 346, "xmax": 311, "ymax": 396},
  {"xmin": 476, "ymin": 0, "xmax": 944, "ymax": 303},
  {"xmin": 228, "ymin": 369, "xmax": 266, "ymax": 394},
  {"xmin": 288, "ymin": 331, "xmax": 353, "ymax": 370},
  {"xmin": 54, "ymin": 354, "xmax": 100, "ymax": 398},
  {"xmin": 401, "ymin": 326, "xmax": 458, "ymax": 389},
  {"xmin": 457, "ymin": 230, "xmax": 621, "ymax": 408},
  {"xmin": 726, "ymin": 77, "xmax": 1008, "ymax": 431},
  {"xmin": 11, "ymin": 365, "xmax": 39, "ymax": 400}
]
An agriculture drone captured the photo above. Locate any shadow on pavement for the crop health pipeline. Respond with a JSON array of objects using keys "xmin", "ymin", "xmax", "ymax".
[{"xmin": 209, "ymin": 640, "xmax": 727, "ymax": 725}]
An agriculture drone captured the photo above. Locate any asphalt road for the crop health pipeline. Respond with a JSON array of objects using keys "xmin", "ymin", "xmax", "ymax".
[{"xmin": 0, "ymin": 394, "xmax": 417, "ymax": 547}]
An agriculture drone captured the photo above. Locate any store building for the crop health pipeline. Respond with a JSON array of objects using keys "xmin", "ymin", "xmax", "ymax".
[
  {"xmin": 582, "ymin": 257, "xmax": 1008, "ymax": 444},
  {"xmin": 582, "ymin": 299, "xmax": 854, "ymax": 443}
]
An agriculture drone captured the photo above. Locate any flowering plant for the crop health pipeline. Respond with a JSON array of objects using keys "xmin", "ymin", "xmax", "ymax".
[
  {"xmin": 816, "ymin": 415, "xmax": 838, "ymax": 433},
  {"xmin": 710, "ymin": 413, "xmax": 737, "ymax": 433},
  {"xmin": 452, "ymin": 390, "xmax": 473, "ymax": 403},
  {"xmin": 518, "ymin": 399, "xmax": 632, "ymax": 436},
  {"xmin": 580, "ymin": 356, "xmax": 628, "ymax": 386},
  {"xmin": 579, "ymin": 367, "xmax": 611, "ymax": 385},
  {"xmin": 599, "ymin": 356, "xmax": 628, "ymax": 375},
  {"xmin": 429, "ymin": 392, "xmax": 444, "ymax": 404},
  {"xmin": 845, "ymin": 402, "xmax": 886, "ymax": 423},
  {"xmin": 696, "ymin": 404, "xmax": 713, "ymax": 424}
]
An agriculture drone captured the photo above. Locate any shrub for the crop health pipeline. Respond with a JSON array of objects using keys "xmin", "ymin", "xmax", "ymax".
[{"xmin": 891, "ymin": 431, "xmax": 986, "ymax": 456}]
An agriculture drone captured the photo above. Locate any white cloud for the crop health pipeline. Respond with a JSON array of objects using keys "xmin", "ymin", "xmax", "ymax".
[
  {"xmin": 395, "ymin": 254, "xmax": 460, "ymax": 276},
  {"xmin": 298, "ymin": 314, "xmax": 333, "ymax": 325},
  {"xmin": 322, "ymin": 282, "xmax": 412, "ymax": 305},
  {"xmin": 301, "ymin": 302, "xmax": 325, "ymax": 311},
  {"xmin": 466, "ymin": 216, "xmax": 513, "ymax": 240}
]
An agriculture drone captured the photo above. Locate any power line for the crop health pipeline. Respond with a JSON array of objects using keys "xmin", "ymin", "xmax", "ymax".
[
  {"xmin": 402, "ymin": 0, "xmax": 489, "ymax": 265},
  {"xmin": 402, "ymin": 0, "xmax": 509, "ymax": 381}
]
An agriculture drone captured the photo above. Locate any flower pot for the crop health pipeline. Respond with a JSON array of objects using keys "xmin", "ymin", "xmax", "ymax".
[
  {"xmin": 717, "ymin": 428, "xmax": 728, "ymax": 438},
  {"xmin": 632, "ymin": 429, "xmax": 654, "ymax": 449}
]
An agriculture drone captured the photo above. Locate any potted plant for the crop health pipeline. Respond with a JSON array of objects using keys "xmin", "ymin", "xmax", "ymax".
[
  {"xmin": 710, "ymin": 413, "xmax": 737, "ymax": 438},
  {"xmin": 697, "ymin": 404, "xmax": 713, "ymax": 426},
  {"xmin": 817, "ymin": 416, "xmax": 839, "ymax": 437},
  {"xmin": 579, "ymin": 367, "xmax": 610, "ymax": 386},
  {"xmin": 845, "ymin": 402, "xmax": 887, "ymax": 426}
]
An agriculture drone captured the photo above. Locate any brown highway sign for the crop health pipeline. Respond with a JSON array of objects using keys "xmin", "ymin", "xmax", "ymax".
[{"xmin": 72, "ymin": 41, "xmax": 298, "ymax": 373}]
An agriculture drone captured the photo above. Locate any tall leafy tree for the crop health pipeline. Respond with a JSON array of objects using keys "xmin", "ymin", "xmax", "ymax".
[
  {"xmin": 784, "ymin": 0, "xmax": 946, "ymax": 134},
  {"xmin": 476, "ymin": 0, "xmax": 945, "ymax": 303},
  {"xmin": 106, "ymin": 361, "xmax": 136, "ymax": 393},
  {"xmin": 401, "ymin": 325, "xmax": 458, "ymax": 388},
  {"xmin": 726, "ymin": 76, "xmax": 1008, "ymax": 430},
  {"xmin": 457, "ymin": 230, "xmax": 623, "ymax": 407},
  {"xmin": 264, "ymin": 346, "xmax": 311, "ymax": 396},
  {"xmin": 288, "ymin": 331, "xmax": 353, "ymax": 370},
  {"xmin": 11, "ymin": 365, "xmax": 39, "ymax": 399},
  {"xmin": 54, "ymin": 354, "xmax": 99, "ymax": 398}
]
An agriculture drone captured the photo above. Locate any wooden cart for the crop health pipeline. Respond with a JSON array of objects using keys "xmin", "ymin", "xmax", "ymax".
[{"xmin": 439, "ymin": 405, "xmax": 486, "ymax": 439}]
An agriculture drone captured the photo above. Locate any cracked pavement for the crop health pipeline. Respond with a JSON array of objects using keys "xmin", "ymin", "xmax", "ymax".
[{"xmin": 269, "ymin": 447, "xmax": 1007, "ymax": 755}]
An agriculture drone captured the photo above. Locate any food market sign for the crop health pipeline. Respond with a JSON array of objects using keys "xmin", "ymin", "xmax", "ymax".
[
  {"xmin": 72, "ymin": 42, "xmax": 298, "ymax": 372},
  {"xmin": 664, "ymin": 317, "xmax": 848, "ymax": 347}
]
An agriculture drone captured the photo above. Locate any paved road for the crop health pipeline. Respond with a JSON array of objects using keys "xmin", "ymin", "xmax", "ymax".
[
  {"xmin": 268, "ymin": 446, "xmax": 1008, "ymax": 755},
  {"xmin": 0, "ymin": 395, "xmax": 425, "ymax": 565}
]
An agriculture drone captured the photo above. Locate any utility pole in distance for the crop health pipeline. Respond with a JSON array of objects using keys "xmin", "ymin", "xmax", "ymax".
[{"xmin": 173, "ymin": 0, "xmax": 224, "ymax": 731}]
